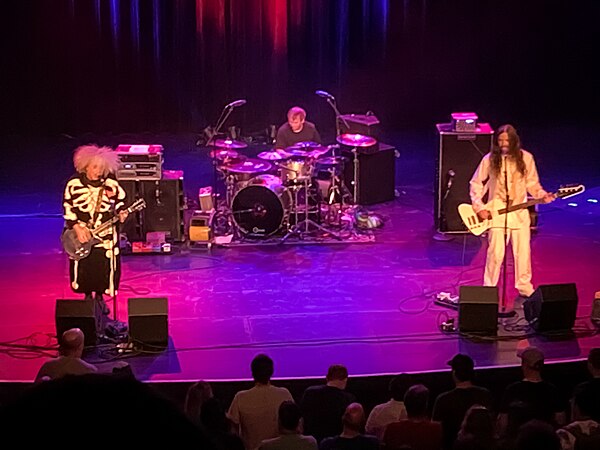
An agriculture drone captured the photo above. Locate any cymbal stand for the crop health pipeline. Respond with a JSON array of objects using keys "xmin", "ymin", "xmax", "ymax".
[
  {"xmin": 351, "ymin": 145, "xmax": 360, "ymax": 205},
  {"xmin": 280, "ymin": 174, "xmax": 342, "ymax": 243}
]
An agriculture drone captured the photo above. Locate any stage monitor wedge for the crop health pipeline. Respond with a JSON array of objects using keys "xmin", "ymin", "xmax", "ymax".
[
  {"xmin": 523, "ymin": 283, "xmax": 578, "ymax": 333},
  {"xmin": 55, "ymin": 299, "xmax": 99, "ymax": 346},
  {"xmin": 458, "ymin": 286, "xmax": 499, "ymax": 335},
  {"xmin": 128, "ymin": 297, "xmax": 169, "ymax": 348}
]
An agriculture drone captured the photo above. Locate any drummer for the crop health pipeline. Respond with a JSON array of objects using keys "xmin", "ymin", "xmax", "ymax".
[{"xmin": 275, "ymin": 106, "xmax": 322, "ymax": 150}]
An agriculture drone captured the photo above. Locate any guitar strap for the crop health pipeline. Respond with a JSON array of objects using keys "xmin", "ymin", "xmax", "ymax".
[{"xmin": 90, "ymin": 186, "xmax": 105, "ymax": 226}]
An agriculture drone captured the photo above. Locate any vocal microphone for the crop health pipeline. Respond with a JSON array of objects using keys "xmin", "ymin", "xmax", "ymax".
[
  {"xmin": 315, "ymin": 90, "xmax": 335, "ymax": 100},
  {"xmin": 447, "ymin": 170, "xmax": 455, "ymax": 190},
  {"xmin": 226, "ymin": 99, "xmax": 247, "ymax": 108}
]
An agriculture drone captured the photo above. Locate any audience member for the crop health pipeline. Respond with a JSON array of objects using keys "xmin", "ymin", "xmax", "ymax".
[
  {"xmin": 453, "ymin": 405, "xmax": 496, "ymax": 450},
  {"xmin": 495, "ymin": 401, "xmax": 535, "ymax": 450},
  {"xmin": 184, "ymin": 380, "xmax": 214, "ymax": 425},
  {"xmin": 432, "ymin": 354, "xmax": 492, "ymax": 449},
  {"xmin": 365, "ymin": 374, "xmax": 411, "ymax": 440},
  {"xmin": 228, "ymin": 353, "xmax": 293, "ymax": 450},
  {"xmin": 34, "ymin": 328, "xmax": 98, "ymax": 382},
  {"xmin": 201, "ymin": 397, "xmax": 245, "ymax": 450},
  {"xmin": 383, "ymin": 384, "xmax": 442, "ymax": 450},
  {"xmin": 556, "ymin": 383, "xmax": 600, "ymax": 450},
  {"xmin": 259, "ymin": 400, "xmax": 318, "ymax": 450},
  {"xmin": 570, "ymin": 347, "xmax": 600, "ymax": 422},
  {"xmin": 515, "ymin": 419, "xmax": 560, "ymax": 450},
  {"xmin": 497, "ymin": 346, "xmax": 566, "ymax": 434},
  {"xmin": 301, "ymin": 364, "xmax": 357, "ymax": 443},
  {"xmin": 319, "ymin": 402, "xmax": 379, "ymax": 450}
]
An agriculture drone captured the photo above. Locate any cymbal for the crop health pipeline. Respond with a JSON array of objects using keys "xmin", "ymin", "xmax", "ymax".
[
  {"xmin": 257, "ymin": 150, "xmax": 288, "ymax": 160},
  {"xmin": 209, "ymin": 149, "xmax": 241, "ymax": 160},
  {"xmin": 213, "ymin": 138, "xmax": 248, "ymax": 149},
  {"xmin": 316, "ymin": 156, "xmax": 348, "ymax": 166},
  {"xmin": 285, "ymin": 142, "xmax": 328, "ymax": 157},
  {"xmin": 336, "ymin": 133, "xmax": 377, "ymax": 147},
  {"xmin": 285, "ymin": 141, "xmax": 323, "ymax": 152},
  {"xmin": 223, "ymin": 158, "xmax": 272, "ymax": 173}
]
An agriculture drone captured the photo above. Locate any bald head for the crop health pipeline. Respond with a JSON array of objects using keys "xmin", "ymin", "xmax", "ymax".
[
  {"xmin": 61, "ymin": 328, "xmax": 85, "ymax": 356},
  {"xmin": 342, "ymin": 402, "xmax": 365, "ymax": 432}
]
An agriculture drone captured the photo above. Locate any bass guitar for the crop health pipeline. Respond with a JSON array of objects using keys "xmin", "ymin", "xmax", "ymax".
[
  {"xmin": 61, "ymin": 198, "xmax": 146, "ymax": 260},
  {"xmin": 458, "ymin": 184, "xmax": 585, "ymax": 236}
]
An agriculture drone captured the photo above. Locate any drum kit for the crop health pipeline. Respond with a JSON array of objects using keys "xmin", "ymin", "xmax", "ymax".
[{"xmin": 207, "ymin": 133, "xmax": 377, "ymax": 241}]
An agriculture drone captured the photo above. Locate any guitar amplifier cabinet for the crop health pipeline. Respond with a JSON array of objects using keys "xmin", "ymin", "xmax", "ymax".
[
  {"xmin": 435, "ymin": 123, "xmax": 494, "ymax": 233},
  {"xmin": 341, "ymin": 143, "xmax": 396, "ymax": 205},
  {"xmin": 120, "ymin": 171, "xmax": 185, "ymax": 242}
]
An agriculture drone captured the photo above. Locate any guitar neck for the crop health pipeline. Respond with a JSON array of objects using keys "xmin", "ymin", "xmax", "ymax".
[{"xmin": 498, "ymin": 197, "xmax": 544, "ymax": 215}]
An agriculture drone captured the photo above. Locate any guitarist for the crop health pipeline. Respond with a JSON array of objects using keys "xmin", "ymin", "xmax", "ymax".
[
  {"xmin": 63, "ymin": 145, "xmax": 128, "ymax": 316},
  {"xmin": 469, "ymin": 125, "xmax": 555, "ymax": 300}
]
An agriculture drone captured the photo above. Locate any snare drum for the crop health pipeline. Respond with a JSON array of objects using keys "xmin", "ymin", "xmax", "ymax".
[{"xmin": 278, "ymin": 156, "xmax": 314, "ymax": 184}]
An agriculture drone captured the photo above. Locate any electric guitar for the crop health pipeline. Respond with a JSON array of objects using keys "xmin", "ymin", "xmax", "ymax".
[
  {"xmin": 61, "ymin": 198, "xmax": 146, "ymax": 260},
  {"xmin": 458, "ymin": 184, "xmax": 585, "ymax": 236}
]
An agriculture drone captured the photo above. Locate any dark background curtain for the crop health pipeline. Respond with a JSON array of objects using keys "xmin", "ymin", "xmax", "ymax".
[{"xmin": 1, "ymin": 0, "xmax": 598, "ymax": 136}]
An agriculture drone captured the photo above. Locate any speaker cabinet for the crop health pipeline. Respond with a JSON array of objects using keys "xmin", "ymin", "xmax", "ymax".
[
  {"xmin": 341, "ymin": 143, "xmax": 396, "ymax": 205},
  {"xmin": 459, "ymin": 286, "xmax": 499, "ymax": 335},
  {"xmin": 435, "ymin": 123, "xmax": 494, "ymax": 233},
  {"xmin": 55, "ymin": 299, "xmax": 99, "ymax": 346},
  {"xmin": 523, "ymin": 283, "xmax": 578, "ymax": 332},
  {"xmin": 120, "ymin": 176, "xmax": 185, "ymax": 242},
  {"xmin": 128, "ymin": 297, "xmax": 169, "ymax": 347}
]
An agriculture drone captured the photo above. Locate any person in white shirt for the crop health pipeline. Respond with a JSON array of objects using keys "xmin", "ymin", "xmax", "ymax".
[
  {"xmin": 365, "ymin": 374, "xmax": 410, "ymax": 440},
  {"xmin": 469, "ymin": 124, "xmax": 555, "ymax": 298},
  {"xmin": 228, "ymin": 353, "xmax": 293, "ymax": 450}
]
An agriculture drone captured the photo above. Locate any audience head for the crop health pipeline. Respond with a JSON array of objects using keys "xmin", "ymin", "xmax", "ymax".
[
  {"xmin": 572, "ymin": 382, "xmax": 597, "ymax": 420},
  {"xmin": 389, "ymin": 373, "xmax": 412, "ymax": 401},
  {"xmin": 342, "ymin": 402, "xmax": 365, "ymax": 432},
  {"xmin": 504, "ymin": 401, "xmax": 536, "ymax": 438},
  {"xmin": 458, "ymin": 405, "xmax": 494, "ymax": 442},
  {"xmin": 516, "ymin": 419, "xmax": 560, "ymax": 450},
  {"xmin": 448, "ymin": 353, "xmax": 475, "ymax": 383},
  {"xmin": 251, "ymin": 353, "xmax": 274, "ymax": 384},
  {"xmin": 403, "ymin": 384, "xmax": 429, "ymax": 418},
  {"xmin": 587, "ymin": 347, "xmax": 600, "ymax": 376},
  {"xmin": 184, "ymin": 380, "xmax": 214, "ymax": 423},
  {"xmin": 59, "ymin": 328, "xmax": 85, "ymax": 357},
  {"xmin": 326, "ymin": 364, "xmax": 349, "ymax": 389},
  {"xmin": 278, "ymin": 400, "xmax": 302, "ymax": 433},
  {"xmin": 518, "ymin": 346, "xmax": 544, "ymax": 372}
]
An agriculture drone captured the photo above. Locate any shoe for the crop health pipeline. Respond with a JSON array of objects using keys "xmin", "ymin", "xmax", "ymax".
[{"xmin": 94, "ymin": 294, "xmax": 110, "ymax": 316}]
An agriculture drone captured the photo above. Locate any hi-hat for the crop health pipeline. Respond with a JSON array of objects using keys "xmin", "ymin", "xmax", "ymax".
[
  {"xmin": 336, "ymin": 133, "xmax": 377, "ymax": 147},
  {"xmin": 316, "ymin": 156, "xmax": 348, "ymax": 166},
  {"xmin": 285, "ymin": 141, "xmax": 328, "ymax": 157},
  {"xmin": 213, "ymin": 138, "xmax": 248, "ymax": 149},
  {"xmin": 257, "ymin": 150, "xmax": 288, "ymax": 160},
  {"xmin": 223, "ymin": 158, "xmax": 272, "ymax": 173}
]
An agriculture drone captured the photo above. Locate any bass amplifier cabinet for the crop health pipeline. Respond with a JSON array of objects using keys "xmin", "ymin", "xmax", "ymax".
[
  {"xmin": 435, "ymin": 123, "xmax": 493, "ymax": 233},
  {"xmin": 341, "ymin": 143, "xmax": 396, "ymax": 205},
  {"xmin": 120, "ymin": 171, "xmax": 185, "ymax": 242}
]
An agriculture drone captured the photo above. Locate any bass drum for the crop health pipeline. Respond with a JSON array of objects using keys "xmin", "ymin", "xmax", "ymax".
[{"xmin": 231, "ymin": 175, "xmax": 292, "ymax": 238}]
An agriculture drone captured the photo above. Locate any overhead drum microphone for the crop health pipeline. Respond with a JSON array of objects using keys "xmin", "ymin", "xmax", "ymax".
[
  {"xmin": 315, "ymin": 90, "xmax": 335, "ymax": 100},
  {"xmin": 226, "ymin": 99, "xmax": 247, "ymax": 108}
]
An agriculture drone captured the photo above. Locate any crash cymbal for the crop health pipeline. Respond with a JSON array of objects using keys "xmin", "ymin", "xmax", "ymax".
[
  {"xmin": 213, "ymin": 138, "xmax": 248, "ymax": 149},
  {"xmin": 336, "ymin": 133, "xmax": 377, "ymax": 147},
  {"xmin": 257, "ymin": 150, "xmax": 288, "ymax": 160},
  {"xmin": 285, "ymin": 143, "xmax": 328, "ymax": 157},
  {"xmin": 223, "ymin": 158, "xmax": 272, "ymax": 173},
  {"xmin": 209, "ymin": 148, "xmax": 241, "ymax": 160}
]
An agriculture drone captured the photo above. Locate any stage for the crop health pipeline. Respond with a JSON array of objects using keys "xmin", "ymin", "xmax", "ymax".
[{"xmin": 0, "ymin": 126, "xmax": 599, "ymax": 387}]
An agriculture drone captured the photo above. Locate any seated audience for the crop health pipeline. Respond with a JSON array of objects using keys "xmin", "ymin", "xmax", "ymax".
[
  {"xmin": 453, "ymin": 405, "xmax": 496, "ymax": 450},
  {"xmin": 319, "ymin": 402, "xmax": 379, "ymax": 450},
  {"xmin": 184, "ymin": 380, "xmax": 214, "ymax": 425},
  {"xmin": 570, "ymin": 347, "xmax": 600, "ymax": 422},
  {"xmin": 259, "ymin": 400, "xmax": 318, "ymax": 450},
  {"xmin": 201, "ymin": 397, "xmax": 245, "ymax": 450},
  {"xmin": 365, "ymin": 374, "xmax": 411, "ymax": 441},
  {"xmin": 35, "ymin": 327, "xmax": 97, "ymax": 382},
  {"xmin": 515, "ymin": 419, "xmax": 560, "ymax": 450},
  {"xmin": 557, "ymin": 383, "xmax": 600, "ymax": 450},
  {"xmin": 384, "ymin": 384, "xmax": 442, "ymax": 450}
]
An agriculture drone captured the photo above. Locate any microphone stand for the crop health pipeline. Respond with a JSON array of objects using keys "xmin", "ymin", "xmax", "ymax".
[{"xmin": 499, "ymin": 156, "xmax": 516, "ymax": 318}]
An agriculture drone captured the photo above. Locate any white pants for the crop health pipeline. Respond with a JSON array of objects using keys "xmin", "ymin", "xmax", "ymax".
[{"xmin": 483, "ymin": 226, "xmax": 534, "ymax": 297}]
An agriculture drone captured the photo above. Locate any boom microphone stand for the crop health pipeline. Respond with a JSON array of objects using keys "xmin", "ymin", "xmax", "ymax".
[{"xmin": 499, "ymin": 156, "xmax": 516, "ymax": 318}]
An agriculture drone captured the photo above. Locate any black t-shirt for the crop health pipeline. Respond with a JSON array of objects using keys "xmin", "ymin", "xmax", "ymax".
[
  {"xmin": 301, "ymin": 385, "xmax": 357, "ymax": 443},
  {"xmin": 572, "ymin": 377, "xmax": 600, "ymax": 421},
  {"xmin": 432, "ymin": 386, "xmax": 493, "ymax": 450},
  {"xmin": 275, "ymin": 121, "xmax": 321, "ymax": 149},
  {"xmin": 319, "ymin": 435, "xmax": 379, "ymax": 450},
  {"xmin": 499, "ymin": 380, "xmax": 566, "ymax": 424}
]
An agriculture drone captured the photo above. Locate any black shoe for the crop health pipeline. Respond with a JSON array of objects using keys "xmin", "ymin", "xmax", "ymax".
[{"xmin": 95, "ymin": 294, "xmax": 110, "ymax": 316}]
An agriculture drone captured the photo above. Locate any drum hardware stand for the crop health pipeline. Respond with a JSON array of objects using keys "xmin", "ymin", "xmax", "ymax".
[
  {"xmin": 315, "ymin": 90, "xmax": 349, "ymax": 137},
  {"xmin": 280, "ymin": 172, "xmax": 342, "ymax": 243}
]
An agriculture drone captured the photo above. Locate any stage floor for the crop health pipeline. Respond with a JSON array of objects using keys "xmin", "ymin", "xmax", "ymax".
[{"xmin": 1, "ymin": 126, "xmax": 599, "ymax": 383}]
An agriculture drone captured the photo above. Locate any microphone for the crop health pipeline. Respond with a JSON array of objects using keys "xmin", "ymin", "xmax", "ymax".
[
  {"xmin": 226, "ymin": 99, "xmax": 247, "ymax": 108},
  {"xmin": 315, "ymin": 90, "xmax": 334, "ymax": 100}
]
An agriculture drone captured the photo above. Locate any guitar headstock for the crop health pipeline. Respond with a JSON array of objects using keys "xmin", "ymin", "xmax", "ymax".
[
  {"xmin": 129, "ymin": 198, "xmax": 147, "ymax": 212},
  {"xmin": 556, "ymin": 184, "xmax": 585, "ymax": 199}
]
